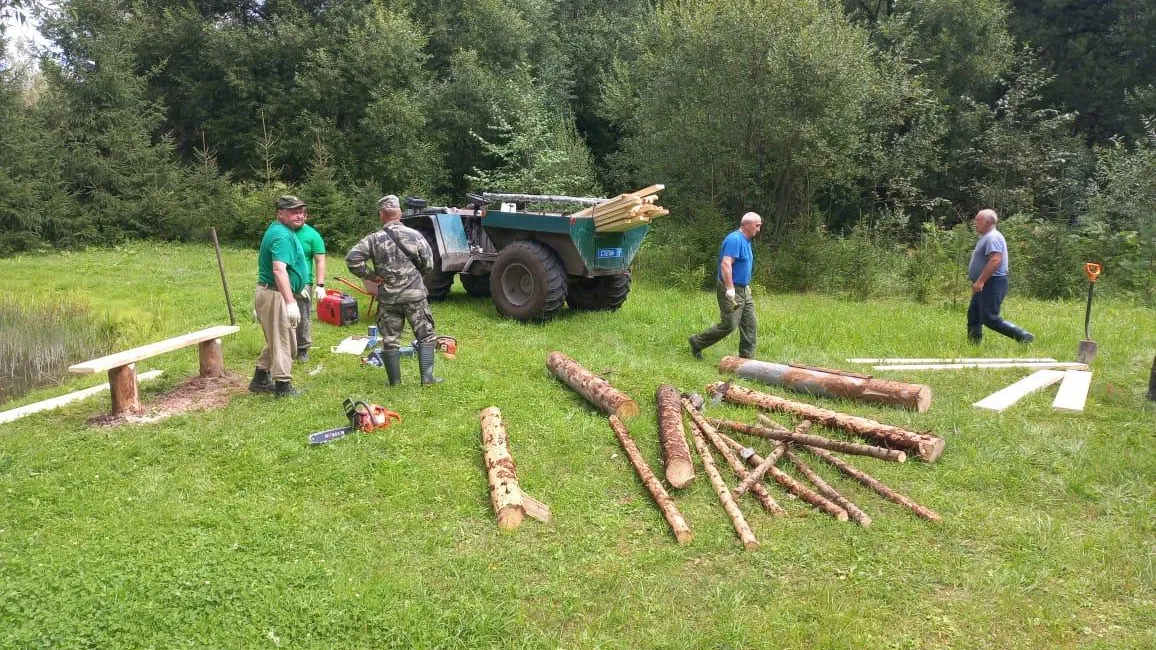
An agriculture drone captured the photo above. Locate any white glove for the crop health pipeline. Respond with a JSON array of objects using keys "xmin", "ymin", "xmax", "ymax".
[
  {"xmin": 314, "ymin": 284, "xmax": 326, "ymax": 301},
  {"xmin": 725, "ymin": 287, "xmax": 737, "ymax": 307},
  {"xmin": 285, "ymin": 301, "xmax": 301, "ymax": 328}
]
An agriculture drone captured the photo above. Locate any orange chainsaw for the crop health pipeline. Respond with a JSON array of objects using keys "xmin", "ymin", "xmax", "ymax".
[{"xmin": 308, "ymin": 398, "xmax": 400, "ymax": 446}]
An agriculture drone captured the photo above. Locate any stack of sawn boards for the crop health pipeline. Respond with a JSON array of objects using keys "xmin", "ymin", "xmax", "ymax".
[{"xmin": 569, "ymin": 184, "xmax": 669, "ymax": 233}]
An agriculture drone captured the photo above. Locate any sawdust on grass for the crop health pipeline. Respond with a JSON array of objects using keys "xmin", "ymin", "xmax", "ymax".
[{"xmin": 87, "ymin": 372, "xmax": 247, "ymax": 427}]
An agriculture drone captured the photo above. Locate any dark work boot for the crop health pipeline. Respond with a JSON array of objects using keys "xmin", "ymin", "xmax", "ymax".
[
  {"xmin": 688, "ymin": 336, "xmax": 703, "ymax": 360},
  {"xmin": 967, "ymin": 326, "xmax": 983, "ymax": 345},
  {"xmin": 249, "ymin": 367, "xmax": 275, "ymax": 393},
  {"xmin": 418, "ymin": 343, "xmax": 444, "ymax": 385},
  {"xmin": 1013, "ymin": 326, "xmax": 1035, "ymax": 344},
  {"xmin": 274, "ymin": 380, "xmax": 301, "ymax": 398},
  {"xmin": 296, "ymin": 348, "xmax": 309, "ymax": 364},
  {"xmin": 384, "ymin": 349, "xmax": 402, "ymax": 387}
]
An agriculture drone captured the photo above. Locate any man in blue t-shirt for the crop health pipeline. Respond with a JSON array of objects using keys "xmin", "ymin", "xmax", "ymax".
[
  {"xmin": 966, "ymin": 209, "xmax": 1034, "ymax": 344},
  {"xmin": 689, "ymin": 212, "xmax": 763, "ymax": 360}
]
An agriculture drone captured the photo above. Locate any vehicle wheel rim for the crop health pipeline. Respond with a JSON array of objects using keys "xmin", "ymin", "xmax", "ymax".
[{"xmin": 502, "ymin": 263, "xmax": 534, "ymax": 306}]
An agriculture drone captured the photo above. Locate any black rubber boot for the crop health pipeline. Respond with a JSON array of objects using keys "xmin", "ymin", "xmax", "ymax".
[
  {"xmin": 296, "ymin": 349, "xmax": 309, "ymax": 364},
  {"xmin": 1012, "ymin": 326, "xmax": 1035, "ymax": 344},
  {"xmin": 384, "ymin": 349, "xmax": 402, "ymax": 387},
  {"xmin": 688, "ymin": 336, "xmax": 703, "ymax": 360},
  {"xmin": 249, "ymin": 368, "xmax": 275, "ymax": 393},
  {"xmin": 967, "ymin": 326, "xmax": 983, "ymax": 344},
  {"xmin": 274, "ymin": 380, "xmax": 301, "ymax": 398},
  {"xmin": 418, "ymin": 343, "xmax": 444, "ymax": 385}
]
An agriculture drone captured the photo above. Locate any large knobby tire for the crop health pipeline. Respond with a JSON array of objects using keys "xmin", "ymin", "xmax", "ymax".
[
  {"xmin": 417, "ymin": 228, "xmax": 455, "ymax": 301},
  {"xmin": 459, "ymin": 273, "xmax": 491, "ymax": 298},
  {"xmin": 489, "ymin": 240, "xmax": 567, "ymax": 322},
  {"xmin": 566, "ymin": 272, "xmax": 632, "ymax": 311}
]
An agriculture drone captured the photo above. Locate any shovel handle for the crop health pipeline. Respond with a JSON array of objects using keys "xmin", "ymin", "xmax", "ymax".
[{"xmin": 1084, "ymin": 263, "xmax": 1101, "ymax": 282}]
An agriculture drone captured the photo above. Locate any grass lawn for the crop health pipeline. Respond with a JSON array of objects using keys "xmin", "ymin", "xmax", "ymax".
[{"xmin": 1, "ymin": 242, "xmax": 1154, "ymax": 649}]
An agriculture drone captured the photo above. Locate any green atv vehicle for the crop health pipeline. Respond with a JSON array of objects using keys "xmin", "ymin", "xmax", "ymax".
[{"xmin": 401, "ymin": 191, "xmax": 655, "ymax": 322}]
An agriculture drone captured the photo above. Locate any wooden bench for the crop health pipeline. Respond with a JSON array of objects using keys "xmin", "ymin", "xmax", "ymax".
[{"xmin": 68, "ymin": 325, "xmax": 240, "ymax": 415}]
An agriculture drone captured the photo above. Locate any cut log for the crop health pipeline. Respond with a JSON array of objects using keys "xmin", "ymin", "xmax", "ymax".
[
  {"xmin": 803, "ymin": 445, "xmax": 942, "ymax": 522},
  {"xmin": 785, "ymin": 450, "xmax": 871, "ymax": 527},
  {"xmin": 707, "ymin": 382, "xmax": 944, "ymax": 462},
  {"xmin": 713, "ymin": 429, "xmax": 847, "ymax": 521},
  {"xmin": 108, "ymin": 364, "xmax": 141, "ymax": 415},
  {"xmin": 682, "ymin": 399, "xmax": 786, "ymax": 516},
  {"xmin": 548, "ymin": 352, "xmax": 639, "ymax": 419},
  {"xmin": 688, "ymin": 416, "xmax": 759, "ymax": 550},
  {"xmin": 972, "ymin": 370, "xmax": 1065, "ymax": 412},
  {"xmin": 479, "ymin": 407, "xmax": 525, "ymax": 530},
  {"xmin": 608, "ymin": 415, "xmax": 693, "ymax": 544},
  {"xmin": 719, "ymin": 357, "xmax": 932, "ymax": 412},
  {"xmin": 1052, "ymin": 370, "xmax": 1092, "ymax": 413},
  {"xmin": 734, "ymin": 421, "xmax": 811, "ymax": 497},
  {"xmin": 656, "ymin": 385, "xmax": 694, "ymax": 488},
  {"xmin": 708, "ymin": 417, "xmax": 907, "ymax": 463},
  {"xmin": 198, "ymin": 338, "xmax": 225, "ymax": 378}
]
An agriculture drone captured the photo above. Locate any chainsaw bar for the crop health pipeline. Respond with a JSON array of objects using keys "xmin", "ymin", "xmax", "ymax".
[{"xmin": 308, "ymin": 425, "xmax": 355, "ymax": 446}]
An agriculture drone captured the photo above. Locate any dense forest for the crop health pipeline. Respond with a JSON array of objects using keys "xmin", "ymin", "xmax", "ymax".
[{"xmin": 1, "ymin": 0, "xmax": 1153, "ymax": 303}]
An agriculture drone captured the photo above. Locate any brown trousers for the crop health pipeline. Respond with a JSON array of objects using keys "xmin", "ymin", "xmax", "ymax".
[{"xmin": 255, "ymin": 286, "xmax": 294, "ymax": 381}]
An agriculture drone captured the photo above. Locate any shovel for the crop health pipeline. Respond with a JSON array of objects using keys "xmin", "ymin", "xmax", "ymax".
[{"xmin": 1076, "ymin": 262, "xmax": 1101, "ymax": 364}]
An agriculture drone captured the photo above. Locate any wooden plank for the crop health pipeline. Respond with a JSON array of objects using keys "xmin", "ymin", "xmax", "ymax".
[
  {"xmin": 68, "ymin": 325, "xmax": 240, "ymax": 374},
  {"xmin": 849, "ymin": 357, "xmax": 1058, "ymax": 364},
  {"xmin": 874, "ymin": 362, "xmax": 1087, "ymax": 371},
  {"xmin": 972, "ymin": 370, "xmax": 1065, "ymax": 412},
  {"xmin": 1052, "ymin": 370, "xmax": 1092, "ymax": 413},
  {"xmin": 0, "ymin": 371, "xmax": 164, "ymax": 425}
]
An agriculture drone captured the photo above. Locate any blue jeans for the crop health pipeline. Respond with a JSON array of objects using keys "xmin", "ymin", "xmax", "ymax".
[{"xmin": 967, "ymin": 275, "xmax": 1026, "ymax": 342}]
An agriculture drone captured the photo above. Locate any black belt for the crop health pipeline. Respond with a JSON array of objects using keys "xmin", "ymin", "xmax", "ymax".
[{"xmin": 257, "ymin": 283, "xmax": 275, "ymax": 289}]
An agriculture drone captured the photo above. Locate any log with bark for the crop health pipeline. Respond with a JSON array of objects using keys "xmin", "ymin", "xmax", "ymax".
[
  {"xmin": 785, "ymin": 449, "xmax": 871, "ymax": 527},
  {"xmin": 688, "ymin": 415, "xmax": 760, "ymax": 550},
  {"xmin": 718, "ymin": 357, "xmax": 933, "ymax": 412},
  {"xmin": 734, "ymin": 421, "xmax": 811, "ymax": 497},
  {"xmin": 706, "ymin": 381, "xmax": 945, "ymax": 462},
  {"xmin": 708, "ymin": 417, "xmax": 907, "ymax": 463},
  {"xmin": 681, "ymin": 398, "xmax": 786, "ymax": 516},
  {"xmin": 548, "ymin": 352, "xmax": 639, "ymax": 419},
  {"xmin": 803, "ymin": 445, "xmax": 942, "ymax": 522},
  {"xmin": 656, "ymin": 384, "xmax": 695, "ymax": 488},
  {"xmin": 479, "ymin": 406, "xmax": 525, "ymax": 530},
  {"xmin": 608, "ymin": 415, "xmax": 693, "ymax": 544},
  {"xmin": 712, "ymin": 430, "xmax": 848, "ymax": 522}
]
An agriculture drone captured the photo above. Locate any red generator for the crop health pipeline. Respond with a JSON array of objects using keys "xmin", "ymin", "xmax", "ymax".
[{"xmin": 317, "ymin": 289, "xmax": 359, "ymax": 326}]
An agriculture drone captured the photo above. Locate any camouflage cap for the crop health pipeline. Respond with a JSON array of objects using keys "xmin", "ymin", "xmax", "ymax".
[
  {"xmin": 276, "ymin": 195, "xmax": 306, "ymax": 210},
  {"xmin": 377, "ymin": 194, "xmax": 400, "ymax": 210}
]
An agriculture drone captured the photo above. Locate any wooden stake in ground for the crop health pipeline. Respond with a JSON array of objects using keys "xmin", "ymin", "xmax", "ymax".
[
  {"xmin": 479, "ymin": 407, "xmax": 525, "ymax": 530},
  {"xmin": 734, "ymin": 421, "xmax": 811, "ymax": 497},
  {"xmin": 707, "ymin": 381, "xmax": 944, "ymax": 462},
  {"xmin": 547, "ymin": 352, "xmax": 639, "ymax": 419},
  {"xmin": 803, "ymin": 445, "xmax": 942, "ymax": 522},
  {"xmin": 709, "ymin": 417, "xmax": 907, "ymax": 463},
  {"xmin": 608, "ymin": 415, "xmax": 693, "ymax": 544},
  {"xmin": 656, "ymin": 384, "xmax": 694, "ymax": 488},
  {"xmin": 1148, "ymin": 355, "xmax": 1156, "ymax": 402},
  {"xmin": 688, "ymin": 416, "xmax": 760, "ymax": 550},
  {"xmin": 718, "ymin": 357, "xmax": 932, "ymax": 412},
  {"xmin": 681, "ymin": 399, "xmax": 786, "ymax": 516},
  {"xmin": 785, "ymin": 450, "xmax": 871, "ymax": 527}
]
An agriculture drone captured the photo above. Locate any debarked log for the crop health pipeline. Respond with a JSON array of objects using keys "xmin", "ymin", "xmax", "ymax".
[
  {"xmin": 709, "ymin": 417, "xmax": 907, "ymax": 463},
  {"xmin": 688, "ymin": 416, "xmax": 759, "ymax": 550},
  {"xmin": 548, "ymin": 352, "xmax": 639, "ymax": 419},
  {"xmin": 706, "ymin": 381, "xmax": 944, "ymax": 462},
  {"xmin": 657, "ymin": 384, "xmax": 695, "ymax": 488},
  {"xmin": 480, "ymin": 406, "xmax": 524, "ymax": 530},
  {"xmin": 682, "ymin": 399, "xmax": 786, "ymax": 516},
  {"xmin": 785, "ymin": 449, "xmax": 871, "ymax": 527},
  {"xmin": 803, "ymin": 445, "xmax": 942, "ymax": 522},
  {"xmin": 734, "ymin": 421, "xmax": 811, "ymax": 497},
  {"xmin": 718, "ymin": 357, "xmax": 932, "ymax": 412},
  {"xmin": 608, "ymin": 415, "xmax": 693, "ymax": 544}
]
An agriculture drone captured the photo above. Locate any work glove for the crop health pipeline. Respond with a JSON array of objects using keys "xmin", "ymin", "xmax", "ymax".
[
  {"xmin": 285, "ymin": 301, "xmax": 301, "ymax": 328},
  {"xmin": 725, "ymin": 287, "xmax": 737, "ymax": 308},
  {"xmin": 314, "ymin": 284, "xmax": 326, "ymax": 301}
]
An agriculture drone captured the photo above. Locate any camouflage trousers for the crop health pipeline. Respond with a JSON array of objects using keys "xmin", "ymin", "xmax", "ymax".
[{"xmin": 377, "ymin": 299, "xmax": 436, "ymax": 350}]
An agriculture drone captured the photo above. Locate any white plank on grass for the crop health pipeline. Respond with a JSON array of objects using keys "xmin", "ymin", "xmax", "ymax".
[
  {"xmin": 972, "ymin": 370, "xmax": 1066, "ymax": 412},
  {"xmin": 848, "ymin": 357, "xmax": 1058, "ymax": 364},
  {"xmin": 0, "ymin": 370, "xmax": 164, "ymax": 425},
  {"xmin": 874, "ymin": 362, "xmax": 1088, "ymax": 371},
  {"xmin": 1052, "ymin": 370, "xmax": 1092, "ymax": 413}
]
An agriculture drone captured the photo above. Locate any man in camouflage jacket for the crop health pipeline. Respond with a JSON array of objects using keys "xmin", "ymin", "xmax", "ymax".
[{"xmin": 345, "ymin": 195, "xmax": 444, "ymax": 386}]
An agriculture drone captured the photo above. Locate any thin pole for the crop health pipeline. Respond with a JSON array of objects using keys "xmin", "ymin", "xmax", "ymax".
[{"xmin": 210, "ymin": 227, "xmax": 236, "ymax": 326}]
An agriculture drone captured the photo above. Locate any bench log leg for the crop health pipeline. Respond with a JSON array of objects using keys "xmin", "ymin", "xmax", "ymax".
[
  {"xmin": 109, "ymin": 364, "xmax": 140, "ymax": 415},
  {"xmin": 199, "ymin": 338, "xmax": 225, "ymax": 378}
]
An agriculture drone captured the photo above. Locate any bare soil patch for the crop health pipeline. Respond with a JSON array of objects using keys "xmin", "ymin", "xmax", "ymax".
[{"xmin": 87, "ymin": 372, "xmax": 247, "ymax": 427}]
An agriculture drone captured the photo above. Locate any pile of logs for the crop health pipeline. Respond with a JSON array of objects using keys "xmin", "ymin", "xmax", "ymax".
[{"xmin": 568, "ymin": 184, "xmax": 670, "ymax": 233}]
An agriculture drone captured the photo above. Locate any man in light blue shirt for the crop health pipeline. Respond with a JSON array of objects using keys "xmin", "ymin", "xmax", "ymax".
[
  {"xmin": 967, "ymin": 209, "xmax": 1034, "ymax": 344},
  {"xmin": 689, "ymin": 212, "xmax": 762, "ymax": 359}
]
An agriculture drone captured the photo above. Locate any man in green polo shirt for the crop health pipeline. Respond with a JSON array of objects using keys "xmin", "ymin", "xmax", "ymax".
[
  {"xmin": 291, "ymin": 208, "xmax": 327, "ymax": 364},
  {"xmin": 249, "ymin": 195, "xmax": 310, "ymax": 397}
]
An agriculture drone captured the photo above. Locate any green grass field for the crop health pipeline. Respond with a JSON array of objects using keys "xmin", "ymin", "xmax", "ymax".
[{"xmin": 1, "ymin": 243, "xmax": 1154, "ymax": 649}]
